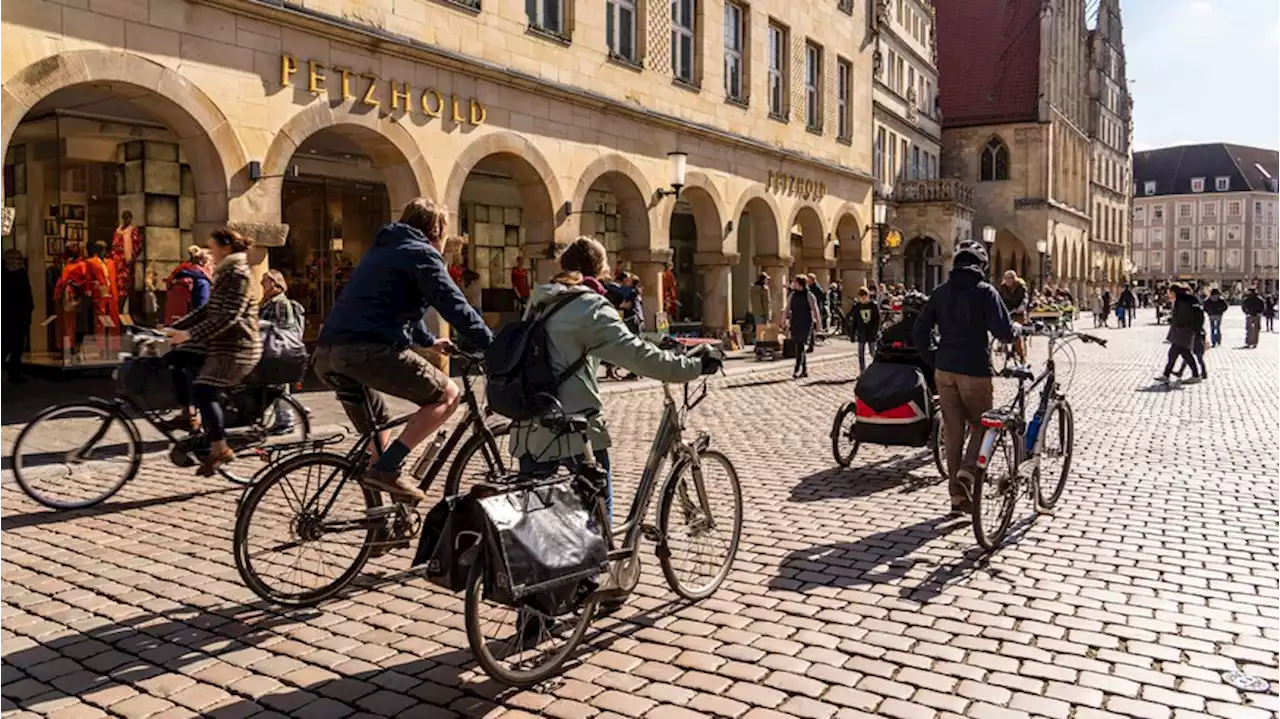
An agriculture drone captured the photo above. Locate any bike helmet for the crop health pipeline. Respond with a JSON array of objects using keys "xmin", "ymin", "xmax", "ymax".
[
  {"xmin": 952, "ymin": 240, "xmax": 989, "ymax": 271},
  {"xmin": 900, "ymin": 290, "xmax": 929, "ymax": 315}
]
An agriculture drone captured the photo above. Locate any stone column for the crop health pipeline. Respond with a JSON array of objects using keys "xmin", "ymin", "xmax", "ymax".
[
  {"xmin": 836, "ymin": 259, "xmax": 871, "ymax": 314},
  {"xmin": 621, "ymin": 248, "xmax": 672, "ymax": 331},
  {"xmin": 695, "ymin": 252, "xmax": 739, "ymax": 336},
  {"xmin": 755, "ymin": 255, "xmax": 789, "ymax": 326},
  {"xmin": 226, "ymin": 221, "xmax": 289, "ymax": 303}
]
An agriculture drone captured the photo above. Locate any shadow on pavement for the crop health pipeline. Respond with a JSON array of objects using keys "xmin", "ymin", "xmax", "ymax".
[
  {"xmin": 788, "ymin": 452, "xmax": 943, "ymax": 503},
  {"xmin": 0, "ymin": 486, "xmax": 242, "ymax": 531}
]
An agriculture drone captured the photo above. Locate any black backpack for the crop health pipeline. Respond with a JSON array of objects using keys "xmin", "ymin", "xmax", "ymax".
[{"xmin": 485, "ymin": 293, "xmax": 589, "ymax": 421}]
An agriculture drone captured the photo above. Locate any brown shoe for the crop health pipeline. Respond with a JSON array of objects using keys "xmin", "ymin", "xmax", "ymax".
[
  {"xmin": 359, "ymin": 468, "xmax": 426, "ymax": 502},
  {"xmin": 197, "ymin": 447, "xmax": 235, "ymax": 477}
]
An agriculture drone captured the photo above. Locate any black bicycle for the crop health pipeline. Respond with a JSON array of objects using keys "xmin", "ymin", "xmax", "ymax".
[
  {"xmin": 232, "ymin": 350, "xmax": 510, "ymax": 607},
  {"xmin": 10, "ymin": 329, "xmax": 310, "ymax": 509}
]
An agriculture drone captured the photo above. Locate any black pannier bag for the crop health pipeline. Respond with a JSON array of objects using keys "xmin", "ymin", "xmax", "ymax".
[
  {"xmin": 852, "ymin": 362, "xmax": 932, "ymax": 447},
  {"xmin": 475, "ymin": 477, "xmax": 609, "ymax": 617},
  {"xmin": 412, "ymin": 491, "xmax": 489, "ymax": 591}
]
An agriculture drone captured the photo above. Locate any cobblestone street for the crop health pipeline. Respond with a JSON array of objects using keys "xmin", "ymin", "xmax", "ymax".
[{"xmin": 3, "ymin": 310, "xmax": 1278, "ymax": 719}]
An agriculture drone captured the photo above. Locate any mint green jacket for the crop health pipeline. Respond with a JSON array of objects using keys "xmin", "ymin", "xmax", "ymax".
[{"xmin": 507, "ymin": 282, "xmax": 702, "ymax": 461}]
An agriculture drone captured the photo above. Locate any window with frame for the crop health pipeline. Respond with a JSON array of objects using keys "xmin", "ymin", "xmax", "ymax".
[
  {"xmin": 723, "ymin": 2, "xmax": 745, "ymax": 100},
  {"xmin": 980, "ymin": 136, "xmax": 1010, "ymax": 181},
  {"xmin": 1255, "ymin": 225, "xmax": 1263, "ymax": 240},
  {"xmin": 1133, "ymin": 206, "xmax": 1145, "ymax": 222},
  {"xmin": 1227, "ymin": 248, "xmax": 1241, "ymax": 269},
  {"xmin": 888, "ymin": 132, "xmax": 897, "ymax": 181},
  {"xmin": 1215, "ymin": 176, "xmax": 1230, "ymax": 191},
  {"xmin": 1202, "ymin": 249, "xmax": 1217, "ymax": 268},
  {"xmin": 836, "ymin": 58, "xmax": 852, "ymax": 140},
  {"xmin": 1191, "ymin": 177, "xmax": 1205, "ymax": 193},
  {"xmin": 1133, "ymin": 228, "xmax": 1146, "ymax": 246},
  {"xmin": 1132, "ymin": 250, "xmax": 1144, "ymax": 269},
  {"xmin": 1256, "ymin": 200, "xmax": 1264, "ymax": 215},
  {"xmin": 606, "ymin": 0, "xmax": 637, "ymax": 61},
  {"xmin": 527, "ymin": 0, "xmax": 564, "ymax": 35},
  {"xmin": 895, "ymin": 56, "xmax": 905, "ymax": 94},
  {"xmin": 1177, "ymin": 227, "xmax": 1192, "ymax": 242},
  {"xmin": 1178, "ymin": 250, "xmax": 1192, "ymax": 268},
  {"xmin": 899, "ymin": 138, "xmax": 908, "ymax": 181},
  {"xmin": 886, "ymin": 51, "xmax": 896, "ymax": 89},
  {"xmin": 1202, "ymin": 201, "xmax": 1217, "ymax": 219},
  {"xmin": 1202, "ymin": 226, "xmax": 1217, "ymax": 243},
  {"xmin": 874, "ymin": 127, "xmax": 886, "ymax": 180},
  {"xmin": 767, "ymin": 22, "xmax": 787, "ymax": 118},
  {"xmin": 671, "ymin": 0, "xmax": 696, "ymax": 84},
  {"xmin": 906, "ymin": 66, "xmax": 915, "ymax": 99},
  {"xmin": 1152, "ymin": 205, "xmax": 1164, "ymax": 221},
  {"xmin": 804, "ymin": 42, "xmax": 822, "ymax": 131},
  {"xmin": 1178, "ymin": 202, "xmax": 1192, "ymax": 219},
  {"xmin": 1226, "ymin": 225, "xmax": 1241, "ymax": 242},
  {"xmin": 1151, "ymin": 227, "xmax": 1164, "ymax": 245},
  {"xmin": 1151, "ymin": 250, "xmax": 1164, "ymax": 269},
  {"xmin": 1143, "ymin": 180, "xmax": 1156, "ymax": 195},
  {"xmin": 1227, "ymin": 200, "xmax": 1242, "ymax": 216},
  {"xmin": 911, "ymin": 146, "xmax": 920, "ymax": 180}
]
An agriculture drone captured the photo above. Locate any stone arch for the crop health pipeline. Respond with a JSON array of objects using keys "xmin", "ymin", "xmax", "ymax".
[
  {"xmin": 444, "ymin": 131, "xmax": 564, "ymax": 251},
  {"xmin": 254, "ymin": 100, "xmax": 436, "ymax": 219},
  {"xmin": 660, "ymin": 170, "xmax": 727, "ymax": 255},
  {"xmin": 1, "ymin": 49, "xmax": 247, "ymax": 223},
  {"xmin": 830, "ymin": 202, "xmax": 866, "ymax": 266},
  {"xmin": 787, "ymin": 201, "xmax": 827, "ymax": 259},
  {"xmin": 570, "ymin": 154, "xmax": 653, "ymax": 251},
  {"xmin": 730, "ymin": 186, "xmax": 783, "ymax": 258},
  {"xmin": 904, "ymin": 235, "xmax": 945, "ymax": 292}
]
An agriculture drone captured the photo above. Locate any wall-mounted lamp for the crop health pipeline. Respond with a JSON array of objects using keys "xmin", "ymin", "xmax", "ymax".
[
  {"xmin": 247, "ymin": 161, "xmax": 300, "ymax": 182},
  {"xmin": 654, "ymin": 152, "xmax": 689, "ymax": 199},
  {"xmin": 982, "ymin": 225, "xmax": 996, "ymax": 246}
]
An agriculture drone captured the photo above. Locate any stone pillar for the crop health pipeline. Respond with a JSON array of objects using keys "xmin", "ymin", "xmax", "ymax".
[
  {"xmin": 226, "ymin": 221, "xmax": 289, "ymax": 303},
  {"xmin": 755, "ymin": 255, "xmax": 789, "ymax": 326},
  {"xmin": 696, "ymin": 252, "xmax": 738, "ymax": 335},
  {"xmin": 622, "ymin": 248, "xmax": 673, "ymax": 331},
  {"xmin": 836, "ymin": 260, "xmax": 871, "ymax": 314}
]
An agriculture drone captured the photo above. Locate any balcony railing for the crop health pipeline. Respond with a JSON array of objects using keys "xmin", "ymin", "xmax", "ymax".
[{"xmin": 894, "ymin": 178, "xmax": 974, "ymax": 208}]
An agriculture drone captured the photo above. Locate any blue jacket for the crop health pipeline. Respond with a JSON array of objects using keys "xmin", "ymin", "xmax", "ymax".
[
  {"xmin": 913, "ymin": 265, "xmax": 1015, "ymax": 378},
  {"xmin": 173, "ymin": 265, "xmax": 211, "ymax": 309},
  {"xmin": 317, "ymin": 223, "xmax": 493, "ymax": 350}
]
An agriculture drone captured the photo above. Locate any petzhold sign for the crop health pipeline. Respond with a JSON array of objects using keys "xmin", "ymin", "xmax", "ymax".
[
  {"xmin": 281, "ymin": 55, "xmax": 487, "ymax": 125},
  {"xmin": 768, "ymin": 170, "xmax": 827, "ymax": 201}
]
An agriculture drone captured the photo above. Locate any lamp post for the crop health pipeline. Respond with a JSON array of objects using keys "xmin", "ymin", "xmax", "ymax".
[
  {"xmin": 873, "ymin": 189, "xmax": 889, "ymax": 286},
  {"xmin": 1035, "ymin": 238, "xmax": 1048, "ymax": 292},
  {"xmin": 982, "ymin": 225, "xmax": 996, "ymax": 281},
  {"xmin": 655, "ymin": 152, "xmax": 688, "ymax": 199}
]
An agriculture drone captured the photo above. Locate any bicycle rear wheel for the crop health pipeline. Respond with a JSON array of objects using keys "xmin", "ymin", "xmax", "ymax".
[
  {"xmin": 233, "ymin": 452, "xmax": 380, "ymax": 607},
  {"xmin": 442, "ymin": 421, "xmax": 513, "ymax": 498},
  {"xmin": 971, "ymin": 429, "xmax": 1020, "ymax": 552},
  {"xmin": 658, "ymin": 449, "xmax": 743, "ymax": 601},
  {"xmin": 464, "ymin": 559, "xmax": 597, "ymax": 688},
  {"xmin": 1034, "ymin": 400, "xmax": 1074, "ymax": 509},
  {"xmin": 930, "ymin": 415, "xmax": 946, "ymax": 479},
  {"xmin": 11, "ymin": 403, "xmax": 141, "ymax": 510},
  {"xmin": 830, "ymin": 403, "xmax": 860, "ymax": 467},
  {"xmin": 218, "ymin": 393, "xmax": 313, "ymax": 485}
]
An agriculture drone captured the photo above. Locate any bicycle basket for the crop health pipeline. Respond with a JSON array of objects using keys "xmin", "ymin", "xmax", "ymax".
[
  {"xmin": 476, "ymin": 477, "xmax": 608, "ymax": 616},
  {"xmin": 117, "ymin": 355, "xmax": 173, "ymax": 402}
]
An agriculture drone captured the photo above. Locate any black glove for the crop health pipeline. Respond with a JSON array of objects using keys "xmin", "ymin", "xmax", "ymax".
[{"xmin": 699, "ymin": 354, "xmax": 723, "ymax": 375}]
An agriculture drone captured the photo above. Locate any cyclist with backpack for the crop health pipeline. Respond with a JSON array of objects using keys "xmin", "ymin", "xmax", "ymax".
[
  {"xmin": 259, "ymin": 270, "xmax": 306, "ymax": 433},
  {"xmin": 312, "ymin": 199, "xmax": 494, "ymax": 502}
]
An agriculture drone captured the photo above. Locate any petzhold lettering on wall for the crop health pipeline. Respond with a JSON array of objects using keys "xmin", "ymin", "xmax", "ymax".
[
  {"xmin": 281, "ymin": 55, "xmax": 487, "ymax": 126},
  {"xmin": 767, "ymin": 171, "xmax": 827, "ymax": 201}
]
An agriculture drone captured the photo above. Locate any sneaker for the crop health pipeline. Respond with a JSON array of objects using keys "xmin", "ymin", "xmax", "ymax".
[
  {"xmin": 1183, "ymin": 376, "xmax": 1202, "ymax": 385},
  {"xmin": 359, "ymin": 468, "xmax": 426, "ymax": 502},
  {"xmin": 1154, "ymin": 375, "xmax": 1170, "ymax": 384}
]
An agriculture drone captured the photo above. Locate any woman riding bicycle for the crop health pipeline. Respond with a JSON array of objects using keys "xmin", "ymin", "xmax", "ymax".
[{"xmin": 163, "ymin": 228, "xmax": 262, "ymax": 476}]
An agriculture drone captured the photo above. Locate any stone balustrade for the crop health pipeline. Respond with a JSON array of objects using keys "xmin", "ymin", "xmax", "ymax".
[{"xmin": 893, "ymin": 178, "xmax": 974, "ymax": 208}]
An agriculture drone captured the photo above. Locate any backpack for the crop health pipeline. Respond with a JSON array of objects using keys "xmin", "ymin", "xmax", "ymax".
[
  {"xmin": 164, "ymin": 277, "xmax": 194, "ymax": 325},
  {"xmin": 485, "ymin": 293, "xmax": 589, "ymax": 421}
]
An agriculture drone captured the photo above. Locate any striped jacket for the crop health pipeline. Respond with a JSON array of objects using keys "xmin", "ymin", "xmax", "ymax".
[{"xmin": 172, "ymin": 252, "xmax": 262, "ymax": 387}]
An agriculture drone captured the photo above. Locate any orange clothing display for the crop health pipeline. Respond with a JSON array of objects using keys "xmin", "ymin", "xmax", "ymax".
[
  {"xmin": 663, "ymin": 270, "xmax": 679, "ymax": 317},
  {"xmin": 53, "ymin": 258, "xmax": 90, "ymax": 352},
  {"xmin": 111, "ymin": 224, "xmax": 142, "ymax": 302},
  {"xmin": 85, "ymin": 256, "xmax": 121, "ymax": 336}
]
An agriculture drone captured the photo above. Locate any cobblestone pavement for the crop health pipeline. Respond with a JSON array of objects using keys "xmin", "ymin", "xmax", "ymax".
[{"xmin": 3, "ymin": 309, "xmax": 1277, "ymax": 719}]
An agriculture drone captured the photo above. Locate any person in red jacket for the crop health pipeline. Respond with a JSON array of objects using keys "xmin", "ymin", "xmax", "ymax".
[
  {"xmin": 164, "ymin": 246, "xmax": 212, "ymax": 325},
  {"xmin": 511, "ymin": 253, "xmax": 531, "ymax": 312}
]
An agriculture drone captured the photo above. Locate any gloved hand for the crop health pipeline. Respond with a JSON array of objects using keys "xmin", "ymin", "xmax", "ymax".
[{"xmin": 699, "ymin": 353, "xmax": 723, "ymax": 375}]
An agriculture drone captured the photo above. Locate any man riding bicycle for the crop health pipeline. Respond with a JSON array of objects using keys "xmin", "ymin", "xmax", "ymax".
[
  {"xmin": 998, "ymin": 270, "xmax": 1028, "ymax": 363},
  {"xmin": 313, "ymin": 199, "xmax": 494, "ymax": 502}
]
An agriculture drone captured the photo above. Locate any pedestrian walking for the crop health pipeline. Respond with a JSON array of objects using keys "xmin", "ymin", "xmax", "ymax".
[
  {"xmin": 1242, "ymin": 288, "xmax": 1264, "ymax": 347},
  {"xmin": 785, "ymin": 275, "xmax": 820, "ymax": 379},
  {"xmin": 1101, "ymin": 289, "xmax": 1113, "ymax": 328},
  {"xmin": 2, "ymin": 249, "xmax": 34, "ymax": 383},
  {"xmin": 807, "ymin": 273, "xmax": 829, "ymax": 337},
  {"xmin": 1203, "ymin": 288, "xmax": 1228, "ymax": 347},
  {"xmin": 848, "ymin": 286, "xmax": 880, "ymax": 372},
  {"xmin": 1119, "ymin": 285, "xmax": 1136, "ymax": 328},
  {"xmin": 1265, "ymin": 294, "xmax": 1277, "ymax": 333},
  {"xmin": 1156, "ymin": 283, "xmax": 1202, "ymax": 385}
]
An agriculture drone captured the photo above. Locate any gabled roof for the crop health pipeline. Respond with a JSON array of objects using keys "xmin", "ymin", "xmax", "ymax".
[
  {"xmin": 1133, "ymin": 144, "xmax": 1280, "ymax": 197},
  {"xmin": 935, "ymin": 0, "xmax": 1042, "ymax": 128}
]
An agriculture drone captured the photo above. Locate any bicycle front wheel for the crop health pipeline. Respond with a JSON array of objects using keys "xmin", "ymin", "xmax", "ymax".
[
  {"xmin": 658, "ymin": 449, "xmax": 743, "ymax": 600},
  {"xmin": 971, "ymin": 429, "xmax": 1020, "ymax": 552},
  {"xmin": 1034, "ymin": 400, "xmax": 1074, "ymax": 509},
  {"xmin": 464, "ymin": 559, "xmax": 597, "ymax": 688},
  {"xmin": 11, "ymin": 403, "xmax": 141, "ymax": 510},
  {"xmin": 233, "ymin": 452, "xmax": 380, "ymax": 607}
]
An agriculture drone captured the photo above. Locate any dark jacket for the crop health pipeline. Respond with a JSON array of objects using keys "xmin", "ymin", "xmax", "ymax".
[
  {"xmin": 1203, "ymin": 296, "xmax": 1229, "ymax": 316},
  {"xmin": 998, "ymin": 279, "xmax": 1028, "ymax": 315},
  {"xmin": 1119, "ymin": 289, "xmax": 1136, "ymax": 309},
  {"xmin": 3, "ymin": 266, "xmax": 34, "ymax": 320},
  {"xmin": 1167, "ymin": 293, "xmax": 1201, "ymax": 349},
  {"xmin": 913, "ymin": 265, "xmax": 1014, "ymax": 378},
  {"xmin": 318, "ymin": 223, "xmax": 493, "ymax": 350},
  {"xmin": 849, "ymin": 301, "xmax": 880, "ymax": 342},
  {"xmin": 1242, "ymin": 293, "xmax": 1265, "ymax": 316},
  {"xmin": 1266, "ymin": 296, "xmax": 1277, "ymax": 319}
]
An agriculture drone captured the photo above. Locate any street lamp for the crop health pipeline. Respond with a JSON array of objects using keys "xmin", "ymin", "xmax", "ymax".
[
  {"xmin": 655, "ymin": 151, "xmax": 688, "ymax": 199},
  {"xmin": 1035, "ymin": 238, "xmax": 1049, "ymax": 291},
  {"xmin": 873, "ymin": 187, "xmax": 890, "ymax": 286},
  {"xmin": 982, "ymin": 225, "xmax": 996, "ymax": 280}
]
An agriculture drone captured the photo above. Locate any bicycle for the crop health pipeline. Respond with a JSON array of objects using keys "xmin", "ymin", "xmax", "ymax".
[
  {"xmin": 9, "ymin": 328, "xmax": 310, "ymax": 509},
  {"xmin": 465, "ymin": 368, "xmax": 743, "ymax": 687},
  {"xmin": 969, "ymin": 322, "xmax": 1107, "ymax": 552},
  {"xmin": 232, "ymin": 350, "xmax": 511, "ymax": 607}
]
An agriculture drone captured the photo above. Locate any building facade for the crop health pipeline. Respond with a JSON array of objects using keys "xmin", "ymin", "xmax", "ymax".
[
  {"xmin": 1131, "ymin": 144, "xmax": 1280, "ymax": 294},
  {"xmin": 869, "ymin": 0, "xmax": 973, "ymax": 293},
  {"xmin": 2, "ymin": 0, "xmax": 877, "ymax": 367},
  {"xmin": 935, "ymin": 0, "xmax": 1116, "ymax": 301},
  {"xmin": 1087, "ymin": 0, "xmax": 1131, "ymax": 290}
]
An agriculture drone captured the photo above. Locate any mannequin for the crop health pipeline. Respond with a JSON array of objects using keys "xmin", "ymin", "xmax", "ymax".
[
  {"xmin": 52, "ymin": 245, "xmax": 90, "ymax": 358},
  {"xmin": 85, "ymin": 241, "xmax": 121, "ymax": 350},
  {"xmin": 111, "ymin": 210, "xmax": 142, "ymax": 311}
]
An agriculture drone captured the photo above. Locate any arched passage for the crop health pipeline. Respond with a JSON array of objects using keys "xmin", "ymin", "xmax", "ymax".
[
  {"xmin": 904, "ymin": 236, "xmax": 944, "ymax": 292},
  {"xmin": 992, "ymin": 229, "xmax": 1027, "ymax": 283},
  {"xmin": 2, "ymin": 52, "xmax": 243, "ymax": 366},
  {"xmin": 788, "ymin": 203, "xmax": 825, "ymax": 279},
  {"xmin": 572, "ymin": 155, "xmax": 652, "ymax": 273},
  {"xmin": 730, "ymin": 189, "xmax": 783, "ymax": 325},
  {"xmin": 666, "ymin": 172, "xmax": 725, "ymax": 324}
]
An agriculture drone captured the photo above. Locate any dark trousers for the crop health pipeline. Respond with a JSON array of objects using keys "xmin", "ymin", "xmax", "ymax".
[
  {"xmin": 2, "ymin": 327, "xmax": 28, "ymax": 378},
  {"xmin": 1163, "ymin": 344, "xmax": 1198, "ymax": 378},
  {"xmin": 167, "ymin": 348, "xmax": 204, "ymax": 409},
  {"xmin": 792, "ymin": 327, "xmax": 811, "ymax": 375},
  {"xmin": 193, "ymin": 383, "xmax": 227, "ymax": 442}
]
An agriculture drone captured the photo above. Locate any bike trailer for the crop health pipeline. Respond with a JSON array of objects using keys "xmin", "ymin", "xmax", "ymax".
[{"xmin": 852, "ymin": 362, "xmax": 932, "ymax": 447}]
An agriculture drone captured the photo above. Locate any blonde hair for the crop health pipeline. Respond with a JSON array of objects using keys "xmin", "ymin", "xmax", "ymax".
[
  {"xmin": 264, "ymin": 269, "xmax": 288, "ymax": 293},
  {"xmin": 399, "ymin": 198, "xmax": 448, "ymax": 242},
  {"xmin": 187, "ymin": 245, "xmax": 204, "ymax": 262}
]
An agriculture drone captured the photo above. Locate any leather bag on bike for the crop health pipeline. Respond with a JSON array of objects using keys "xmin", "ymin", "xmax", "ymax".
[
  {"xmin": 476, "ymin": 477, "xmax": 608, "ymax": 616},
  {"xmin": 412, "ymin": 491, "xmax": 488, "ymax": 592}
]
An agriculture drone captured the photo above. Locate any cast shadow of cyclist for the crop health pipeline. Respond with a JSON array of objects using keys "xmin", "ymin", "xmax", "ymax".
[{"xmin": 789, "ymin": 456, "xmax": 944, "ymax": 503}]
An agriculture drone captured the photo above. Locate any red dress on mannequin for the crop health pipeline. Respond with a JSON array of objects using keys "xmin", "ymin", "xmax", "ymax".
[
  {"xmin": 53, "ymin": 256, "xmax": 90, "ymax": 355},
  {"xmin": 85, "ymin": 255, "xmax": 121, "ymax": 349},
  {"xmin": 111, "ymin": 223, "xmax": 142, "ymax": 308}
]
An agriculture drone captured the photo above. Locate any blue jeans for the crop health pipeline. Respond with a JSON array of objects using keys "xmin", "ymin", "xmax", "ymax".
[
  {"xmin": 857, "ymin": 340, "xmax": 871, "ymax": 371},
  {"xmin": 1209, "ymin": 315, "xmax": 1223, "ymax": 346},
  {"xmin": 519, "ymin": 450, "xmax": 613, "ymax": 526}
]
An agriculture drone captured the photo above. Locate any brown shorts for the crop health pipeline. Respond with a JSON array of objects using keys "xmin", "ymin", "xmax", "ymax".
[{"xmin": 313, "ymin": 343, "xmax": 450, "ymax": 433}]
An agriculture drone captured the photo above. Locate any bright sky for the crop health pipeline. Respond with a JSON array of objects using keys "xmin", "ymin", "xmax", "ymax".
[{"xmin": 1124, "ymin": 0, "xmax": 1279, "ymax": 151}]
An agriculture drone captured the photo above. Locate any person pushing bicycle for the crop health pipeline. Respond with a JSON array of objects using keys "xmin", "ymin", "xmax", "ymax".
[
  {"xmin": 312, "ymin": 199, "xmax": 494, "ymax": 502},
  {"xmin": 998, "ymin": 269, "xmax": 1028, "ymax": 363}
]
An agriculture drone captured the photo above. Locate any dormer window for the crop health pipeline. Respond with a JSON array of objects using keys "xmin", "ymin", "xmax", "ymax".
[
  {"xmin": 1143, "ymin": 181, "xmax": 1156, "ymax": 196},
  {"xmin": 1215, "ymin": 176, "xmax": 1230, "ymax": 191},
  {"xmin": 1190, "ymin": 177, "xmax": 1205, "ymax": 193}
]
